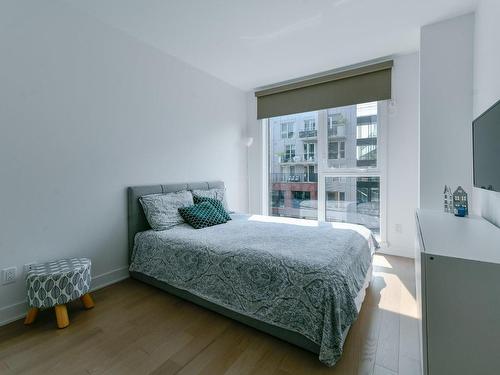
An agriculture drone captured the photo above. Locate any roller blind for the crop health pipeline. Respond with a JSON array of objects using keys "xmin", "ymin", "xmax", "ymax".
[{"xmin": 255, "ymin": 60, "xmax": 393, "ymax": 119}]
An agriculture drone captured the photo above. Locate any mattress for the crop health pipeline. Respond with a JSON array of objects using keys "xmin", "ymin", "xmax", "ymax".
[{"xmin": 129, "ymin": 214, "xmax": 377, "ymax": 366}]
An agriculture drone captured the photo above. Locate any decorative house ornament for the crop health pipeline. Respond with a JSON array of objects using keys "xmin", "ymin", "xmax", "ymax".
[
  {"xmin": 443, "ymin": 185, "xmax": 453, "ymax": 213},
  {"xmin": 446, "ymin": 185, "xmax": 453, "ymax": 213},
  {"xmin": 453, "ymin": 186, "xmax": 468, "ymax": 217}
]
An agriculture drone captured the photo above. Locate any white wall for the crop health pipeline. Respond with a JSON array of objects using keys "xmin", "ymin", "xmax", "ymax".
[
  {"xmin": 246, "ymin": 93, "xmax": 264, "ymax": 215},
  {"xmin": 384, "ymin": 53, "xmax": 420, "ymax": 258},
  {"xmin": 246, "ymin": 53, "xmax": 420, "ymax": 258},
  {"xmin": 472, "ymin": 0, "xmax": 500, "ymax": 227},
  {"xmin": 0, "ymin": 0, "xmax": 247, "ymax": 324},
  {"xmin": 419, "ymin": 13, "xmax": 475, "ymax": 210}
]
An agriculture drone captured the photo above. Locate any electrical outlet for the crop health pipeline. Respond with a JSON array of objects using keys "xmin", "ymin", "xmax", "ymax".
[
  {"xmin": 395, "ymin": 223, "xmax": 402, "ymax": 233},
  {"xmin": 24, "ymin": 262, "xmax": 37, "ymax": 274},
  {"xmin": 2, "ymin": 267, "xmax": 17, "ymax": 285}
]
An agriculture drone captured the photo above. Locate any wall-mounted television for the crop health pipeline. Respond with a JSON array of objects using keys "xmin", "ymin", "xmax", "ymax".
[{"xmin": 473, "ymin": 99, "xmax": 500, "ymax": 192}]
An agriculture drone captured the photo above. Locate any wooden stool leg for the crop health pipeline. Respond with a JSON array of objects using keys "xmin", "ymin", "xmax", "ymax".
[
  {"xmin": 24, "ymin": 307, "xmax": 39, "ymax": 325},
  {"xmin": 54, "ymin": 304, "xmax": 69, "ymax": 329},
  {"xmin": 80, "ymin": 293, "xmax": 95, "ymax": 309}
]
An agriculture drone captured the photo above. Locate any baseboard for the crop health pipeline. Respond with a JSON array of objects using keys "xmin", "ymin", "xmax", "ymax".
[
  {"xmin": 0, "ymin": 301, "xmax": 27, "ymax": 328},
  {"xmin": 377, "ymin": 244, "xmax": 415, "ymax": 259},
  {"xmin": 91, "ymin": 266, "xmax": 130, "ymax": 291},
  {"xmin": 0, "ymin": 266, "xmax": 129, "ymax": 327}
]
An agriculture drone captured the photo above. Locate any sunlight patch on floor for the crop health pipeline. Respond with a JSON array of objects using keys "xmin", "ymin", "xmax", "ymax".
[
  {"xmin": 372, "ymin": 254, "xmax": 393, "ymax": 269},
  {"xmin": 373, "ymin": 270, "xmax": 418, "ymax": 319}
]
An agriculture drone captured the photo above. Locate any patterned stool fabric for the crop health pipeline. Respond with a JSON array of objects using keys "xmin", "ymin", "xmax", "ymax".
[{"xmin": 26, "ymin": 258, "xmax": 92, "ymax": 309}]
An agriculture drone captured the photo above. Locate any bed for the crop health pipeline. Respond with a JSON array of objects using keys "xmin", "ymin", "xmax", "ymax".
[{"xmin": 127, "ymin": 181, "xmax": 377, "ymax": 366}]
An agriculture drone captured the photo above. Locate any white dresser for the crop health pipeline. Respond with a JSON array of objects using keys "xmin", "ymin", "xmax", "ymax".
[{"xmin": 415, "ymin": 209, "xmax": 500, "ymax": 375}]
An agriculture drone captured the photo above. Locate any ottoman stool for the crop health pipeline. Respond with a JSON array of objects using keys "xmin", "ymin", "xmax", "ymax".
[{"xmin": 24, "ymin": 258, "xmax": 94, "ymax": 329}]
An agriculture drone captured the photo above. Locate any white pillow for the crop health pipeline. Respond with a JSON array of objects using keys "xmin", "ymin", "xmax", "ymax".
[
  {"xmin": 191, "ymin": 188, "xmax": 231, "ymax": 213},
  {"xmin": 139, "ymin": 190, "xmax": 194, "ymax": 230}
]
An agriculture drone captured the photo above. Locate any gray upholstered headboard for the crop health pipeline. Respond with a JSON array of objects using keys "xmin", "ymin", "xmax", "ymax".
[{"xmin": 127, "ymin": 181, "xmax": 225, "ymax": 262}]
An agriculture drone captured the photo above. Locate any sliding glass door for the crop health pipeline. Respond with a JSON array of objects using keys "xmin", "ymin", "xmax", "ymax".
[{"xmin": 267, "ymin": 101, "xmax": 386, "ymax": 239}]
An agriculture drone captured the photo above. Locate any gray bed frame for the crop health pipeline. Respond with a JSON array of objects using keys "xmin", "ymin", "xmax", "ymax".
[{"xmin": 127, "ymin": 181, "xmax": 320, "ymax": 354}]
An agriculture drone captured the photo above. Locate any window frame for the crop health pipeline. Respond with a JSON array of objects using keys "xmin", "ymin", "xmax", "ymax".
[
  {"xmin": 303, "ymin": 142, "xmax": 315, "ymax": 161},
  {"xmin": 263, "ymin": 101, "xmax": 387, "ymax": 243},
  {"xmin": 328, "ymin": 140, "xmax": 346, "ymax": 160},
  {"xmin": 284, "ymin": 144, "xmax": 296, "ymax": 161}
]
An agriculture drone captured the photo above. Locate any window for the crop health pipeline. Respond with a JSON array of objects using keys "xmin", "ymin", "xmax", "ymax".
[
  {"xmin": 271, "ymin": 190, "xmax": 285, "ymax": 208},
  {"xmin": 357, "ymin": 123, "xmax": 377, "ymax": 139},
  {"xmin": 328, "ymin": 141, "xmax": 345, "ymax": 160},
  {"xmin": 329, "ymin": 142, "xmax": 338, "ymax": 159},
  {"xmin": 267, "ymin": 102, "xmax": 384, "ymax": 236},
  {"xmin": 292, "ymin": 191, "xmax": 311, "ymax": 208},
  {"xmin": 280, "ymin": 121, "xmax": 294, "ymax": 138},
  {"xmin": 304, "ymin": 119, "xmax": 316, "ymax": 131},
  {"xmin": 323, "ymin": 102, "xmax": 381, "ymax": 235},
  {"xmin": 354, "ymin": 104, "xmax": 378, "ymax": 167},
  {"xmin": 327, "ymin": 113, "xmax": 346, "ymax": 137},
  {"xmin": 327, "ymin": 191, "xmax": 346, "ymax": 201},
  {"xmin": 303, "ymin": 143, "xmax": 315, "ymax": 161},
  {"xmin": 300, "ymin": 118, "xmax": 317, "ymax": 138},
  {"xmin": 284, "ymin": 144, "xmax": 295, "ymax": 162},
  {"xmin": 357, "ymin": 144, "xmax": 377, "ymax": 166},
  {"xmin": 325, "ymin": 176, "xmax": 380, "ymax": 233},
  {"xmin": 269, "ymin": 112, "xmax": 318, "ymax": 219},
  {"xmin": 327, "ymin": 114, "xmax": 340, "ymax": 126},
  {"xmin": 307, "ymin": 165, "xmax": 317, "ymax": 182}
]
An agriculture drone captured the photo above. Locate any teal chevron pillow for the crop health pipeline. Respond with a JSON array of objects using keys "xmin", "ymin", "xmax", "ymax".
[
  {"xmin": 193, "ymin": 195, "xmax": 231, "ymax": 221},
  {"xmin": 178, "ymin": 202, "xmax": 227, "ymax": 229}
]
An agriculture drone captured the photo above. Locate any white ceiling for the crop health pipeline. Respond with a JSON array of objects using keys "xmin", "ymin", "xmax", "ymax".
[{"xmin": 63, "ymin": 0, "xmax": 478, "ymax": 90}]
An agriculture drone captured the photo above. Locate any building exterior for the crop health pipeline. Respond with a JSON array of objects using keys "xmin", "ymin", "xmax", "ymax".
[
  {"xmin": 269, "ymin": 111, "xmax": 319, "ymax": 219},
  {"xmin": 268, "ymin": 102, "xmax": 380, "ymax": 232}
]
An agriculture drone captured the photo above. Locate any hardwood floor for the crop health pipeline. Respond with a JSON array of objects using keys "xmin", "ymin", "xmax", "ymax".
[{"xmin": 0, "ymin": 254, "xmax": 421, "ymax": 375}]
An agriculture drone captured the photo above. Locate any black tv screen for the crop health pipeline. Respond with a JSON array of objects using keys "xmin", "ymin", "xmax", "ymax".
[{"xmin": 473, "ymin": 99, "xmax": 500, "ymax": 192}]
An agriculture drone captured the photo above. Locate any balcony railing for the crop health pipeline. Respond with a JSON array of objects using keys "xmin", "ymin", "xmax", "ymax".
[
  {"xmin": 299, "ymin": 130, "xmax": 317, "ymax": 138},
  {"xmin": 279, "ymin": 155, "xmax": 316, "ymax": 163},
  {"xmin": 271, "ymin": 173, "xmax": 318, "ymax": 183}
]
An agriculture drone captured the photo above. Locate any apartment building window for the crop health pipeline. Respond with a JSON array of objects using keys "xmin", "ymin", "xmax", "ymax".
[
  {"xmin": 327, "ymin": 114, "xmax": 340, "ymax": 127},
  {"xmin": 357, "ymin": 144, "xmax": 377, "ymax": 166},
  {"xmin": 303, "ymin": 143, "xmax": 315, "ymax": 161},
  {"xmin": 267, "ymin": 101, "xmax": 385, "ymax": 236},
  {"xmin": 280, "ymin": 122, "xmax": 294, "ymax": 138},
  {"xmin": 292, "ymin": 191, "xmax": 311, "ymax": 208},
  {"xmin": 284, "ymin": 144, "xmax": 295, "ymax": 162},
  {"xmin": 328, "ymin": 141, "xmax": 345, "ymax": 160},
  {"xmin": 304, "ymin": 119, "xmax": 316, "ymax": 131},
  {"xmin": 328, "ymin": 124, "xmax": 345, "ymax": 137},
  {"xmin": 357, "ymin": 123, "xmax": 377, "ymax": 138},
  {"xmin": 327, "ymin": 191, "xmax": 346, "ymax": 201},
  {"xmin": 271, "ymin": 190, "xmax": 285, "ymax": 208},
  {"xmin": 329, "ymin": 142, "xmax": 338, "ymax": 159},
  {"xmin": 327, "ymin": 114, "xmax": 346, "ymax": 137}
]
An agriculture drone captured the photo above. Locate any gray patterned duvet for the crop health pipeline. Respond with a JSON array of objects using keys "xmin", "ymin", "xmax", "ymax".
[{"xmin": 129, "ymin": 214, "xmax": 377, "ymax": 366}]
